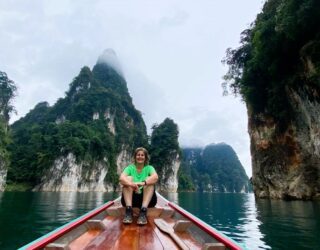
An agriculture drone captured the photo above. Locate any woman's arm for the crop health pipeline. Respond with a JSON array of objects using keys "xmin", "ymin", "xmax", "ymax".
[
  {"xmin": 119, "ymin": 173, "xmax": 138, "ymax": 190},
  {"xmin": 145, "ymin": 172, "xmax": 158, "ymax": 185}
]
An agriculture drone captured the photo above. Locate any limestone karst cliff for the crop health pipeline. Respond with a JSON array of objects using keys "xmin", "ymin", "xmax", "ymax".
[
  {"xmin": 150, "ymin": 118, "xmax": 181, "ymax": 192},
  {"xmin": 249, "ymin": 85, "xmax": 320, "ymax": 200},
  {"xmin": 0, "ymin": 71, "xmax": 17, "ymax": 191},
  {"xmin": 223, "ymin": 0, "xmax": 320, "ymax": 199},
  {"xmin": 8, "ymin": 50, "xmax": 148, "ymax": 191},
  {"xmin": 0, "ymin": 159, "xmax": 6, "ymax": 191},
  {"xmin": 179, "ymin": 144, "xmax": 250, "ymax": 193},
  {"xmin": 6, "ymin": 50, "xmax": 182, "ymax": 192}
]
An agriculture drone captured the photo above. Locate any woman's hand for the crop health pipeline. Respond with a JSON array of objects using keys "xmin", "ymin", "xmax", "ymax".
[
  {"xmin": 129, "ymin": 182, "xmax": 139, "ymax": 191},
  {"xmin": 135, "ymin": 182, "xmax": 145, "ymax": 188}
]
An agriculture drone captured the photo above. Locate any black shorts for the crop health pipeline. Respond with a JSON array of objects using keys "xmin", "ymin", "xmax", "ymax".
[{"xmin": 121, "ymin": 190, "xmax": 157, "ymax": 208}]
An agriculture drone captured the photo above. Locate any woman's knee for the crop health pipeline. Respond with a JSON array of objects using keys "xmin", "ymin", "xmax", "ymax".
[
  {"xmin": 122, "ymin": 176, "xmax": 134, "ymax": 191},
  {"xmin": 144, "ymin": 184, "xmax": 154, "ymax": 192}
]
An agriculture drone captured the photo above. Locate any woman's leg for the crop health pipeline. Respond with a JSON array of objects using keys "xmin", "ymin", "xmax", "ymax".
[
  {"xmin": 122, "ymin": 176, "xmax": 134, "ymax": 206},
  {"xmin": 121, "ymin": 177, "xmax": 134, "ymax": 224},
  {"xmin": 142, "ymin": 184, "xmax": 155, "ymax": 208}
]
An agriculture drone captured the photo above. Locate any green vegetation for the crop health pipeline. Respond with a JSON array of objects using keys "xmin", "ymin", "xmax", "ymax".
[
  {"xmin": 179, "ymin": 144, "xmax": 250, "ymax": 192},
  {"xmin": 0, "ymin": 120, "xmax": 10, "ymax": 167},
  {"xmin": 222, "ymin": 0, "xmax": 320, "ymax": 128},
  {"xmin": 0, "ymin": 71, "xmax": 17, "ymax": 171},
  {"xmin": 7, "ymin": 60, "xmax": 148, "ymax": 188},
  {"xmin": 0, "ymin": 71, "xmax": 17, "ymax": 123},
  {"xmin": 4, "ymin": 182, "xmax": 33, "ymax": 192},
  {"xmin": 150, "ymin": 118, "xmax": 180, "ymax": 180},
  {"xmin": 178, "ymin": 172, "xmax": 195, "ymax": 191}
]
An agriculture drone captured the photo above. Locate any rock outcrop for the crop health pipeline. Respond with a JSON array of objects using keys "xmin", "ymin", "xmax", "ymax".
[
  {"xmin": 8, "ymin": 50, "xmax": 148, "ymax": 191},
  {"xmin": 157, "ymin": 154, "xmax": 180, "ymax": 192},
  {"xmin": 36, "ymin": 147, "xmax": 132, "ymax": 192},
  {"xmin": 150, "ymin": 118, "xmax": 181, "ymax": 192},
  {"xmin": 250, "ymin": 85, "xmax": 320, "ymax": 200},
  {"xmin": 221, "ymin": 0, "xmax": 320, "ymax": 200},
  {"xmin": 0, "ymin": 71, "xmax": 16, "ymax": 191},
  {"xmin": 0, "ymin": 158, "xmax": 6, "ymax": 191},
  {"xmin": 250, "ymin": 39, "xmax": 320, "ymax": 200},
  {"xmin": 35, "ymin": 153, "xmax": 108, "ymax": 192}
]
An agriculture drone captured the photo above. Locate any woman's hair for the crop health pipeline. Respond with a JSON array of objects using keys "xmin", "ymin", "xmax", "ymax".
[{"xmin": 133, "ymin": 147, "xmax": 149, "ymax": 165}]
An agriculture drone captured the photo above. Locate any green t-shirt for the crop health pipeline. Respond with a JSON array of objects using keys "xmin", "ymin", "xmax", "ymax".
[{"xmin": 123, "ymin": 164, "xmax": 156, "ymax": 182}]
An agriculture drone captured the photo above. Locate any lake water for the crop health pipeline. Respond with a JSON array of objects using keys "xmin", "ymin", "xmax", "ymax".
[{"xmin": 0, "ymin": 192, "xmax": 319, "ymax": 250}]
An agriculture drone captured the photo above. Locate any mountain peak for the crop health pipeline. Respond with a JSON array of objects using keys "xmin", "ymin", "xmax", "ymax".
[{"xmin": 96, "ymin": 49, "xmax": 122, "ymax": 75}]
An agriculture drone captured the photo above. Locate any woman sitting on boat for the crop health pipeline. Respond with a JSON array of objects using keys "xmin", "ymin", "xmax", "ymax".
[{"xmin": 119, "ymin": 147, "xmax": 159, "ymax": 225}]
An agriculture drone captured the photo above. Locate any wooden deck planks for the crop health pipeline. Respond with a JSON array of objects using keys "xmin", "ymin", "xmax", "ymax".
[
  {"xmin": 84, "ymin": 217, "xmax": 122, "ymax": 250},
  {"xmin": 112, "ymin": 219, "xmax": 140, "ymax": 250},
  {"xmin": 138, "ymin": 218, "xmax": 164, "ymax": 250},
  {"xmin": 68, "ymin": 229, "xmax": 101, "ymax": 250}
]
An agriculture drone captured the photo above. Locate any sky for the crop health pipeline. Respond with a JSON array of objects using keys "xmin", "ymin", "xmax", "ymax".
[{"xmin": 0, "ymin": 0, "xmax": 265, "ymax": 177}]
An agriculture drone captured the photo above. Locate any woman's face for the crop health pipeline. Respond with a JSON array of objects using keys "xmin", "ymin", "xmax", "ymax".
[{"xmin": 135, "ymin": 150, "xmax": 145, "ymax": 164}]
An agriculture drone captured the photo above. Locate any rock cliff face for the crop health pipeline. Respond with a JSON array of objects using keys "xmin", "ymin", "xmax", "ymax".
[
  {"xmin": 36, "ymin": 153, "xmax": 108, "ymax": 192},
  {"xmin": 0, "ymin": 121, "xmax": 8, "ymax": 190},
  {"xmin": 157, "ymin": 154, "xmax": 180, "ymax": 192},
  {"xmin": 250, "ymin": 85, "xmax": 320, "ymax": 200},
  {"xmin": 0, "ymin": 71, "xmax": 16, "ymax": 191},
  {"xmin": 0, "ymin": 158, "xmax": 6, "ymax": 191},
  {"xmin": 149, "ymin": 118, "xmax": 181, "ymax": 193},
  {"xmin": 36, "ymin": 148, "xmax": 132, "ymax": 192}
]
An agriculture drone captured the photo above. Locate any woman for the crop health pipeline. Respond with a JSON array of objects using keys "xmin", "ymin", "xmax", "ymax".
[{"xmin": 119, "ymin": 147, "xmax": 158, "ymax": 225}]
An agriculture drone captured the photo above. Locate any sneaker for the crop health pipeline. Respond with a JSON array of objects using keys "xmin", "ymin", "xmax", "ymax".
[
  {"xmin": 123, "ymin": 206, "xmax": 133, "ymax": 224},
  {"xmin": 137, "ymin": 207, "xmax": 148, "ymax": 225}
]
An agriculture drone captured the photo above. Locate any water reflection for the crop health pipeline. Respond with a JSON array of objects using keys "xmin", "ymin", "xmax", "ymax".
[
  {"xmin": 163, "ymin": 192, "xmax": 271, "ymax": 249},
  {"xmin": 256, "ymin": 199, "xmax": 320, "ymax": 250},
  {"xmin": 0, "ymin": 191, "xmax": 3, "ymax": 204},
  {"xmin": 95, "ymin": 191, "xmax": 104, "ymax": 206},
  {"xmin": 241, "ymin": 194, "xmax": 270, "ymax": 249},
  {"xmin": 165, "ymin": 192, "xmax": 178, "ymax": 204},
  {"xmin": 0, "ymin": 191, "xmax": 119, "ymax": 250}
]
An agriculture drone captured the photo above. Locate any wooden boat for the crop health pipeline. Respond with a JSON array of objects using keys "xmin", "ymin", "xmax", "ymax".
[{"xmin": 19, "ymin": 193, "xmax": 247, "ymax": 250}]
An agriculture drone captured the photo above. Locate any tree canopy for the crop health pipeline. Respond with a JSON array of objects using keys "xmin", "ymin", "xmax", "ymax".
[{"xmin": 222, "ymin": 0, "xmax": 320, "ymax": 125}]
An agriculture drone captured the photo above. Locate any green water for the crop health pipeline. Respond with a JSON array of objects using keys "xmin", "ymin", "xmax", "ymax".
[{"xmin": 0, "ymin": 192, "xmax": 319, "ymax": 250}]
